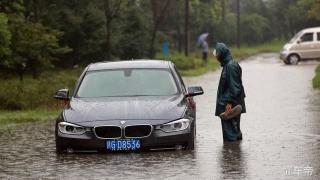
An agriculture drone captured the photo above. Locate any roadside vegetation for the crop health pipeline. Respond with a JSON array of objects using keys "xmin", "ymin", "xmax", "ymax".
[
  {"xmin": 0, "ymin": 109, "xmax": 59, "ymax": 129},
  {"xmin": 160, "ymin": 40, "xmax": 284, "ymax": 76},
  {"xmin": 313, "ymin": 65, "xmax": 320, "ymax": 89}
]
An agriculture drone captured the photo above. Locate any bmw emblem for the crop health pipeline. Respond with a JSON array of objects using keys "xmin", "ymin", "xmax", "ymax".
[{"xmin": 120, "ymin": 121, "xmax": 126, "ymax": 125}]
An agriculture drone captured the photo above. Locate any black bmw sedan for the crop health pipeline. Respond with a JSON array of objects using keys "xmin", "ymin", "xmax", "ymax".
[{"xmin": 54, "ymin": 60, "xmax": 203, "ymax": 153}]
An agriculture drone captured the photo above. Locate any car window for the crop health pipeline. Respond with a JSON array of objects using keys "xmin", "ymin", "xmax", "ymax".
[
  {"xmin": 77, "ymin": 69, "xmax": 179, "ymax": 97},
  {"xmin": 300, "ymin": 33, "xmax": 313, "ymax": 42},
  {"xmin": 317, "ymin": 32, "xmax": 320, "ymax": 41},
  {"xmin": 289, "ymin": 31, "xmax": 302, "ymax": 43}
]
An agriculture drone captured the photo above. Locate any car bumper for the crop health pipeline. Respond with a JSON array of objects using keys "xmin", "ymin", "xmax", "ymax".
[
  {"xmin": 280, "ymin": 51, "xmax": 289, "ymax": 61},
  {"xmin": 56, "ymin": 126, "xmax": 192, "ymax": 152}
]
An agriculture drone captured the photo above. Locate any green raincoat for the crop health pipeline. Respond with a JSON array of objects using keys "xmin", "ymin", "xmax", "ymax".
[
  {"xmin": 215, "ymin": 43, "xmax": 246, "ymax": 116},
  {"xmin": 214, "ymin": 43, "xmax": 246, "ymax": 141}
]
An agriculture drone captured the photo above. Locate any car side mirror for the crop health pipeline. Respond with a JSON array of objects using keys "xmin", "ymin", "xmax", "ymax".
[
  {"xmin": 186, "ymin": 86, "xmax": 204, "ymax": 97},
  {"xmin": 54, "ymin": 89, "xmax": 70, "ymax": 100},
  {"xmin": 297, "ymin": 39, "xmax": 301, "ymax": 44}
]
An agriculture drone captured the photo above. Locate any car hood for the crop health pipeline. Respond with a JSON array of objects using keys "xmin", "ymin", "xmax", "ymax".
[
  {"xmin": 283, "ymin": 43, "xmax": 293, "ymax": 51},
  {"xmin": 63, "ymin": 95, "xmax": 187, "ymax": 126}
]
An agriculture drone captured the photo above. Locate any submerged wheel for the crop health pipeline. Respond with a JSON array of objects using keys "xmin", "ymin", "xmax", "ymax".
[
  {"xmin": 288, "ymin": 54, "xmax": 300, "ymax": 65},
  {"xmin": 283, "ymin": 59, "xmax": 290, "ymax": 65},
  {"xmin": 55, "ymin": 136, "xmax": 66, "ymax": 154},
  {"xmin": 185, "ymin": 125, "xmax": 195, "ymax": 150}
]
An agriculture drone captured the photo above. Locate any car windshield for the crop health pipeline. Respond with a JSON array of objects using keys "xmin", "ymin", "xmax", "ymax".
[
  {"xmin": 289, "ymin": 31, "xmax": 303, "ymax": 43},
  {"xmin": 76, "ymin": 68, "xmax": 179, "ymax": 97}
]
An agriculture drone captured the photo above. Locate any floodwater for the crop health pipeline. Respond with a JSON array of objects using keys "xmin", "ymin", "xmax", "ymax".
[{"xmin": 0, "ymin": 53, "xmax": 319, "ymax": 179}]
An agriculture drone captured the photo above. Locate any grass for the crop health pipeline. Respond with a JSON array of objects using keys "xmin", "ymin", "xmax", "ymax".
[
  {"xmin": 0, "ymin": 109, "xmax": 60, "ymax": 129},
  {"xmin": 231, "ymin": 40, "xmax": 284, "ymax": 60},
  {"xmin": 313, "ymin": 65, "xmax": 320, "ymax": 89},
  {"xmin": 180, "ymin": 60, "xmax": 219, "ymax": 76}
]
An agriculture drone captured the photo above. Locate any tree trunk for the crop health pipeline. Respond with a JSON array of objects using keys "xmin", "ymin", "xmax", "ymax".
[
  {"xmin": 104, "ymin": 0, "xmax": 111, "ymax": 60},
  {"xmin": 221, "ymin": 0, "xmax": 225, "ymax": 22},
  {"xmin": 177, "ymin": 27, "xmax": 182, "ymax": 53},
  {"xmin": 106, "ymin": 20, "xmax": 111, "ymax": 60},
  {"xmin": 18, "ymin": 71, "xmax": 24, "ymax": 81},
  {"xmin": 236, "ymin": 0, "xmax": 240, "ymax": 48},
  {"xmin": 184, "ymin": 0, "xmax": 189, "ymax": 56},
  {"xmin": 149, "ymin": 25, "xmax": 157, "ymax": 58}
]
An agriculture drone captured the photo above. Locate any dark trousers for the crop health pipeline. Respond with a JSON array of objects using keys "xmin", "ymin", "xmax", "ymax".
[
  {"xmin": 202, "ymin": 52, "xmax": 208, "ymax": 63},
  {"xmin": 220, "ymin": 115, "xmax": 242, "ymax": 141}
]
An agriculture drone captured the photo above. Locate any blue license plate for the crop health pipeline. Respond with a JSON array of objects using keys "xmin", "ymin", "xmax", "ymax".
[{"xmin": 106, "ymin": 139, "xmax": 141, "ymax": 151}]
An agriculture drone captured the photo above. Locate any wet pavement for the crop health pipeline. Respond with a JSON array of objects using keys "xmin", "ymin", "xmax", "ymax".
[{"xmin": 0, "ymin": 53, "xmax": 320, "ymax": 179}]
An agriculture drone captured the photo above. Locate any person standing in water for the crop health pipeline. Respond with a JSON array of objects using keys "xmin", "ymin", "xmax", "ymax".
[{"xmin": 213, "ymin": 43, "xmax": 246, "ymax": 141}]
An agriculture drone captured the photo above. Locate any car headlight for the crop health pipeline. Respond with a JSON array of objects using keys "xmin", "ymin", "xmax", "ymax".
[
  {"xmin": 158, "ymin": 119, "xmax": 191, "ymax": 133},
  {"xmin": 58, "ymin": 122, "xmax": 89, "ymax": 135}
]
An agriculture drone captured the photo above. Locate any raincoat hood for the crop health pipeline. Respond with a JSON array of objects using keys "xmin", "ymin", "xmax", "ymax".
[{"xmin": 215, "ymin": 43, "xmax": 232, "ymax": 67}]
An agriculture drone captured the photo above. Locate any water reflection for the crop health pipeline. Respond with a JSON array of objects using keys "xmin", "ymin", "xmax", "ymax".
[{"xmin": 219, "ymin": 141, "xmax": 247, "ymax": 180}]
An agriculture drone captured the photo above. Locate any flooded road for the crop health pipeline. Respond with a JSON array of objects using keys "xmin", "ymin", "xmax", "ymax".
[{"xmin": 0, "ymin": 53, "xmax": 320, "ymax": 179}]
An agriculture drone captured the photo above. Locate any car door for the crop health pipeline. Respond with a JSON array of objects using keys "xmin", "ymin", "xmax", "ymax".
[
  {"xmin": 294, "ymin": 32, "xmax": 315, "ymax": 59},
  {"xmin": 316, "ymin": 32, "xmax": 320, "ymax": 58}
]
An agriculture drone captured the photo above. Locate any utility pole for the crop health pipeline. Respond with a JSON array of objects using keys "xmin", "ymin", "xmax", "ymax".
[
  {"xmin": 236, "ymin": 0, "xmax": 240, "ymax": 48},
  {"xmin": 184, "ymin": 0, "xmax": 189, "ymax": 56}
]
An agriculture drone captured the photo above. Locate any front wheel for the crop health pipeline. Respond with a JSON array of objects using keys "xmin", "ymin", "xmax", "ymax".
[
  {"xmin": 287, "ymin": 54, "xmax": 300, "ymax": 65},
  {"xmin": 185, "ymin": 126, "xmax": 195, "ymax": 150},
  {"xmin": 55, "ymin": 138, "xmax": 66, "ymax": 154},
  {"xmin": 283, "ymin": 59, "xmax": 290, "ymax": 65}
]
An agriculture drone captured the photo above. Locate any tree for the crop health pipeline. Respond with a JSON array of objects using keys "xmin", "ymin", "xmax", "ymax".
[
  {"xmin": 1, "ymin": 0, "xmax": 70, "ymax": 80},
  {"xmin": 43, "ymin": 1, "xmax": 106, "ymax": 66},
  {"xmin": 102, "ymin": 0, "xmax": 123, "ymax": 60},
  {"xmin": 149, "ymin": 0, "xmax": 171, "ymax": 58},
  {"xmin": 240, "ymin": 14, "xmax": 269, "ymax": 44},
  {"xmin": 309, "ymin": 0, "xmax": 320, "ymax": 20},
  {"xmin": 11, "ymin": 20, "xmax": 70, "ymax": 79},
  {"xmin": 0, "ymin": 13, "xmax": 11, "ymax": 66},
  {"xmin": 117, "ymin": 1, "xmax": 149, "ymax": 59}
]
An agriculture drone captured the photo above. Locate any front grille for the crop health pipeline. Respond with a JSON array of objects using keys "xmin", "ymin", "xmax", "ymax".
[
  {"xmin": 94, "ymin": 126, "xmax": 121, "ymax": 139},
  {"xmin": 124, "ymin": 125, "xmax": 153, "ymax": 138}
]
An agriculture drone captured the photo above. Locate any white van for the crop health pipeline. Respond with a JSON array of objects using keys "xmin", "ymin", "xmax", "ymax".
[{"xmin": 280, "ymin": 27, "xmax": 320, "ymax": 64}]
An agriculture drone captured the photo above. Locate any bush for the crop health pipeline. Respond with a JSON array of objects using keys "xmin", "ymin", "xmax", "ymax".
[
  {"xmin": 0, "ymin": 68, "xmax": 82, "ymax": 110},
  {"xmin": 156, "ymin": 53, "xmax": 205, "ymax": 70},
  {"xmin": 313, "ymin": 65, "xmax": 320, "ymax": 89}
]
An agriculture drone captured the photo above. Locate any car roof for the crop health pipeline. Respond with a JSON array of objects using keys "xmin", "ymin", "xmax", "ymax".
[
  {"xmin": 301, "ymin": 27, "xmax": 320, "ymax": 33},
  {"xmin": 87, "ymin": 60, "xmax": 172, "ymax": 71}
]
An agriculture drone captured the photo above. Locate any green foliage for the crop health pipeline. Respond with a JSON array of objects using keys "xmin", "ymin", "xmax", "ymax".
[
  {"xmin": 308, "ymin": 0, "xmax": 320, "ymax": 20},
  {"xmin": 2, "ymin": 0, "xmax": 320, "ymax": 70},
  {"xmin": 1, "ymin": 0, "xmax": 71, "ymax": 79},
  {"xmin": 156, "ymin": 53, "xmax": 204, "ymax": 70},
  {"xmin": 0, "ymin": 68, "xmax": 82, "ymax": 110},
  {"xmin": 313, "ymin": 65, "xmax": 320, "ymax": 89},
  {"xmin": 240, "ymin": 14, "xmax": 269, "ymax": 44},
  {"xmin": 117, "ymin": 1, "xmax": 150, "ymax": 59},
  {"xmin": 43, "ymin": 1, "xmax": 105, "ymax": 66},
  {"xmin": 0, "ymin": 13, "xmax": 11, "ymax": 65},
  {"xmin": 10, "ymin": 20, "xmax": 71, "ymax": 77}
]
